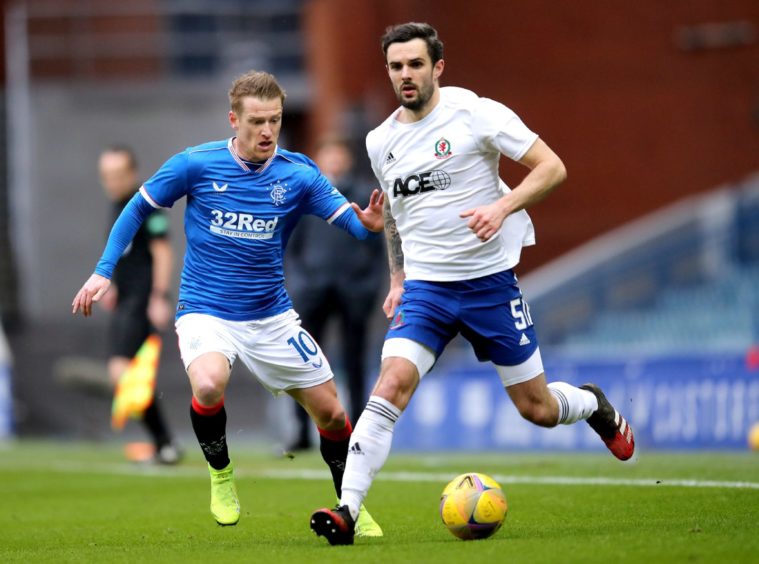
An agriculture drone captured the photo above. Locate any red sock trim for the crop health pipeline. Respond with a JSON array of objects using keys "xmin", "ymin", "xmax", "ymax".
[
  {"xmin": 191, "ymin": 396, "xmax": 224, "ymax": 416},
  {"xmin": 318, "ymin": 416, "xmax": 353, "ymax": 442}
]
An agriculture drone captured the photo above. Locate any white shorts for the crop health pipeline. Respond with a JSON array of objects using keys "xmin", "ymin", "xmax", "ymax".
[
  {"xmin": 381, "ymin": 337, "xmax": 544, "ymax": 387},
  {"xmin": 175, "ymin": 309, "xmax": 333, "ymax": 395}
]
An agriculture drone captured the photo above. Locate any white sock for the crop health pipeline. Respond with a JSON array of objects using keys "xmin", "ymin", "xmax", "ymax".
[
  {"xmin": 340, "ymin": 395, "xmax": 401, "ymax": 520},
  {"xmin": 547, "ymin": 382, "xmax": 598, "ymax": 424}
]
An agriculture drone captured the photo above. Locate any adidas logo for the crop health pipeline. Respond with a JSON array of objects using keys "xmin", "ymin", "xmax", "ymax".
[
  {"xmin": 349, "ymin": 442, "xmax": 364, "ymax": 455},
  {"xmin": 385, "ymin": 152, "xmax": 396, "ymax": 164},
  {"xmin": 519, "ymin": 333, "xmax": 531, "ymax": 346}
]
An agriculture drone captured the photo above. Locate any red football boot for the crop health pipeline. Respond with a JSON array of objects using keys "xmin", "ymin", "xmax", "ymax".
[{"xmin": 581, "ymin": 383, "xmax": 635, "ymax": 461}]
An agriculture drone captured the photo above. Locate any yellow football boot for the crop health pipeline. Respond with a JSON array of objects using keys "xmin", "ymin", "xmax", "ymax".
[
  {"xmin": 355, "ymin": 503, "xmax": 383, "ymax": 537},
  {"xmin": 209, "ymin": 462, "xmax": 240, "ymax": 526}
]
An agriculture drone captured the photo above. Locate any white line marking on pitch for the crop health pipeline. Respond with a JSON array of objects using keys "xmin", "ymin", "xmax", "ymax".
[
  {"xmin": 9, "ymin": 461, "xmax": 759, "ymax": 490},
  {"xmin": 258, "ymin": 469, "xmax": 759, "ymax": 490}
]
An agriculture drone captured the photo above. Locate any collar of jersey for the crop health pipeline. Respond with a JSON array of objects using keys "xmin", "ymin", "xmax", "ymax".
[
  {"xmin": 227, "ymin": 137, "xmax": 277, "ymax": 174},
  {"xmin": 391, "ymin": 95, "xmax": 444, "ymax": 128}
]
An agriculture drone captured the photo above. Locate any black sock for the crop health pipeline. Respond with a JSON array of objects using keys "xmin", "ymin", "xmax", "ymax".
[
  {"xmin": 142, "ymin": 395, "xmax": 172, "ymax": 449},
  {"xmin": 318, "ymin": 423, "xmax": 352, "ymax": 497},
  {"xmin": 190, "ymin": 401, "xmax": 230, "ymax": 470}
]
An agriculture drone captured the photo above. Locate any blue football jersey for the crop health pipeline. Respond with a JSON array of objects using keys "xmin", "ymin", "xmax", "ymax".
[{"xmin": 142, "ymin": 139, "xmax": 351, "ymax": 321}]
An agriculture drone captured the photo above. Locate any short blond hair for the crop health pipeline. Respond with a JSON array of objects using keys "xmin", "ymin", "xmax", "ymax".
[{"xmin": 228, "ymin": 70, "xmax": 286, "ymax": 115}]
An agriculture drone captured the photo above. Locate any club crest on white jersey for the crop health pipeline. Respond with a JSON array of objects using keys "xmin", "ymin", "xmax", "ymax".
[{"xmin": 434, "ymin": 137, "xmax": 452, "ymax": 159}]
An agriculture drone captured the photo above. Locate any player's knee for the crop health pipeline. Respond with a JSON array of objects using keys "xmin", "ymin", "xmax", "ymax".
[
  {"xmin": 191, "ymin": 373, "xmax": 226, "ymax": 405},
  {"xmin": 193, "ymin": 385, "xmax": 224, "ymax": 406},
  {"xmin": 310, "ymin": 404, "xmax": 347, "ymax": 430},
  {"xmin": 188, "ymin": 354, "xmax": 229, "ymax": 404}
]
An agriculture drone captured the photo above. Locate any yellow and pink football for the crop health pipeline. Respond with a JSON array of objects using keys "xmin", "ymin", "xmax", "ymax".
[{"xmin": 439, "ymin": 472, "xmax": 508, "ymax": 540}]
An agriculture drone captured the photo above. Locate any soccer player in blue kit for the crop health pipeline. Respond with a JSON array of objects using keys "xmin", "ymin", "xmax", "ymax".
[
  {"xmin": 311, "ymin": 23, "xmax": 636, "ymax": 545},
  {"xmin": 72, "ymin": 70, "xmax": 383, "ymax": 535}
]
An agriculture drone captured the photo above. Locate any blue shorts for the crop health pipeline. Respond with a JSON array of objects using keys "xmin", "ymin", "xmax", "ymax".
[{"xmin": 386, "ymin": 270, "xmax": 539, "ymax": 366}]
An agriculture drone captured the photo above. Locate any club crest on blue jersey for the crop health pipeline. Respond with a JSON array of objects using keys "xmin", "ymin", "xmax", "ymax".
[
  {"xmin": 434, "ymin": 137, "xmax": 452, "ymax": 160},
  {"xmin": 270, "ymin": 181, "xmax": 288, "ymax": 206}
]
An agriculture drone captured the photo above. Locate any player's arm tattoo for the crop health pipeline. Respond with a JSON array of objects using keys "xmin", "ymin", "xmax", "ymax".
[{"xmin": 383, "ymin": 199, "xmax": 404, "ymax": 274}]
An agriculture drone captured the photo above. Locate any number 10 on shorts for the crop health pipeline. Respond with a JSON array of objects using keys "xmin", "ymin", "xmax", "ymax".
[
  {"xmin": 287, "ymin": 330, "xmax": 319, "ymax": 362},
  {"xmin": 510, "ymin": 298, "xmax": 533, "ymax": 330}
]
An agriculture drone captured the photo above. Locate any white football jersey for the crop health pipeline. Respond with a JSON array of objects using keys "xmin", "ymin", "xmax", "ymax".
[{"xmin": 367, "ymin": 86, "xmax": 538, "ymax": 282}]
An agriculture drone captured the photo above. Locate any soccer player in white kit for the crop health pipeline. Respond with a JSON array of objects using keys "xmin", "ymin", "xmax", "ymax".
[
  {"xmin": 311, "ymin": 22, "xmax": 635, "ymax": 545},
  {"xmin": 72, "ymin": 70, "xmax": 383, "ymax": 535}
]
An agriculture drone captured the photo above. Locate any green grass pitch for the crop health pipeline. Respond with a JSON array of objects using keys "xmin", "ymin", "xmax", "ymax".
[{"xmin": 1, "ymin": 442, "xmax": 757, "ymax": 563}]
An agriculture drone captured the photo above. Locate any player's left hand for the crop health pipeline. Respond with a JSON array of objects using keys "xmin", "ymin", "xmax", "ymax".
[
  {"xmin": 351, "ymin": 189, "xmax": 385, "ymax": 232},
  {"xmin": 72, "ymin": 273, "xmax": 111, "ymax": 317},
  {"xmin": 460, "ymin": 202, "xmax": 508, "ymax": 242}
]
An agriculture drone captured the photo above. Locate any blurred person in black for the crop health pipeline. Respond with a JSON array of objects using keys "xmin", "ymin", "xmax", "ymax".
[
  {"xmin": 285, "ymin": 136, "xmax": 385, "ymax": 451},
  {"xmin": 97, "ymin": 146, "xmax": 181, "ymax": 464}
]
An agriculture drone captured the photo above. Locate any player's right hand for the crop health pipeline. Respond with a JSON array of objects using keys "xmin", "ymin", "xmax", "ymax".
[
  {"xmin": 72, "ymin": 273, "xmax": 111, "ymax": 317},
  {"xmin": 383, "ymin": 285, "xmax": 404, "ymax": 319},
  {"xmin": 351, "ymin": 189, "xmax": 385, "ymax": 233}
]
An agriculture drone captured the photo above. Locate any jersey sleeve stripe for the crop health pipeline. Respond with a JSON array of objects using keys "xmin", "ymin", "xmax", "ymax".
[
  {"xmin": 139, "ymin": 185, "xmax": 162, "ymax": 209},
  {"xmin": 326, "ymin": 202, "xmax": 351, "ymax": 224}
]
